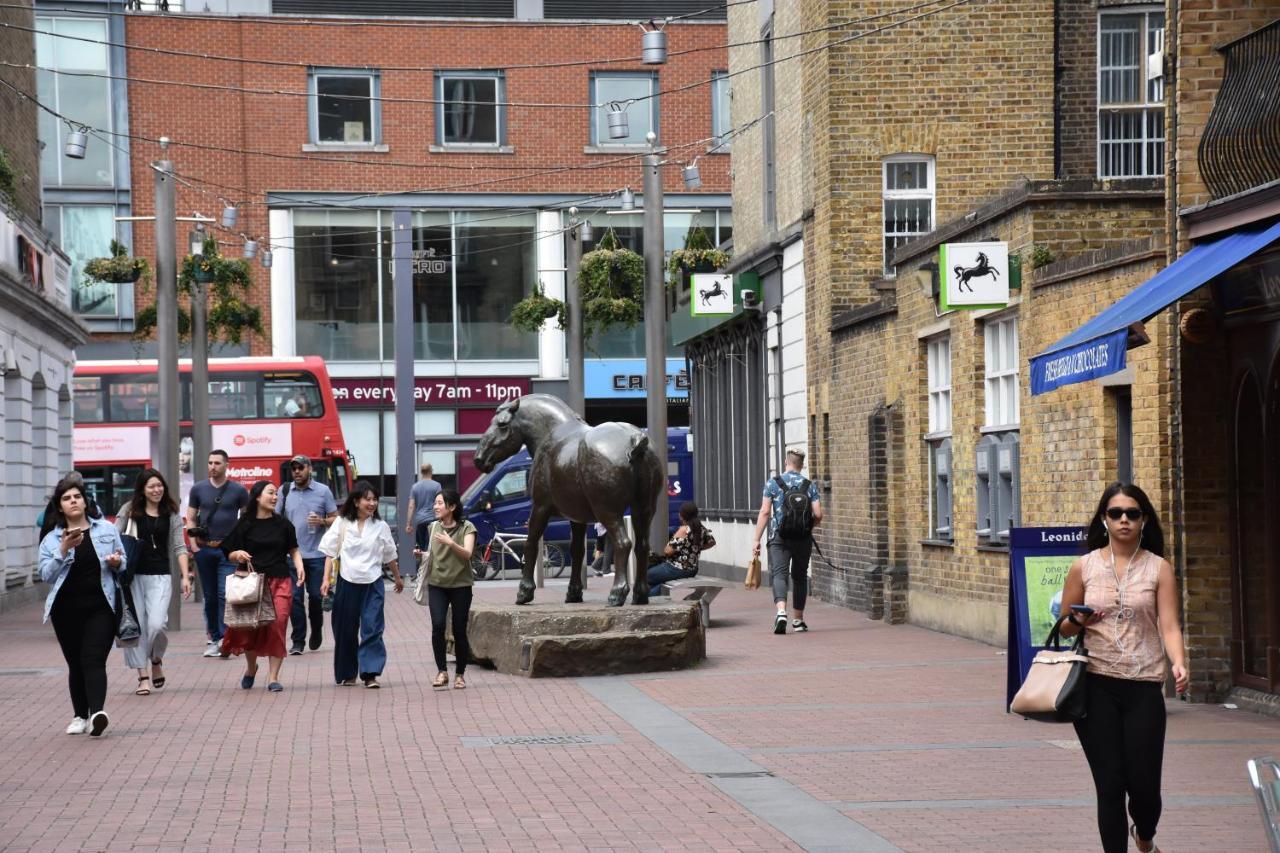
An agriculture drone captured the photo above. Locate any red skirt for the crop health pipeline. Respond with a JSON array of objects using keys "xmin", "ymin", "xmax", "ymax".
[{"xmin": 221, "ymin": 577, "xmax": 293, "ymax": 659}]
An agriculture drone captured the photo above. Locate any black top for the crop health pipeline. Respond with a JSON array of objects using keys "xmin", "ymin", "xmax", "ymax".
[
  {"xmin": 61, "ymin": 533, "xmax": 104, "ymax": 601},
  {"xmin": 220, "ymin": 514, "xmax": 298, "ymax": 579},
  {"xmin": 135, "ymin": 512, "xmax": 171, "ymax": 575}
]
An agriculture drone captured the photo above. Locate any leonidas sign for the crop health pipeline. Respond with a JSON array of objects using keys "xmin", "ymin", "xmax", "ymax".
[{"xmin": 940, "ymin": 241, "xmax": 1010, "ymax": 310}]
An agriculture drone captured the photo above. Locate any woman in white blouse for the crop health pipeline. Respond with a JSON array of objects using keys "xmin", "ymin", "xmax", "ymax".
[{"xmin": 319, "ymin": 481, "xmax": 402, "ymax": 688}]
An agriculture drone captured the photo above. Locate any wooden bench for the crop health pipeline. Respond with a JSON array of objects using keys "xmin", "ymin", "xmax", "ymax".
[{"xmin": 660, "ymin": 576, "xmax": 737, "ymax": 627}]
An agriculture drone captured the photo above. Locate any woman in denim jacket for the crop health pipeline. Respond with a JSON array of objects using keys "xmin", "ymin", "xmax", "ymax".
[{"xmin": 37, "ymin": 475, "xmax": 126, "ymax": 737}]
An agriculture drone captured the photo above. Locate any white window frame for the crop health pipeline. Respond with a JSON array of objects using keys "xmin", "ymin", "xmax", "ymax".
[
  {"xmin": 983, "ymin": 316, "xmax": 1020, "ymax": 428},
  {"xmin": 308, "ymin": 68, "xmax": 381, "ymax": 147},
  {"xmin": 589, "ymin": 72, "xmax": 659, "ymax": 147},
  {"xmin": 35, "ymin": 16, "xmax": 113, "ymax": 186},
  {"xmin": 1097, "ymin": 7, "xmax": 1165, "ymax": 179},
  {"xmin": 710, "ymin": 70, "xmax": 732, "ymax": 151},
  {"xmin": 927, "ymin": 335, "xmax": 951, "ymax": 435},
  {"xmin": 882, "ymin": 155, "xmax": 935, "ymax": 276},
  {"xmin": 435, "ymin": 71, "xmax": 506, "ymax": 148}
]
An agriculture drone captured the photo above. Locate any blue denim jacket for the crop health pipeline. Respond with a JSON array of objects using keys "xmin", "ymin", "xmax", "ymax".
[{"xmin": 38, "ymin": 516, "xmax": 126, "ymax": 623}]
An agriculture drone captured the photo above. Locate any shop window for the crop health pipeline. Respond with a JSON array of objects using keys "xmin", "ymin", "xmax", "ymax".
[
  {"xmin": 294, "ymin": 209, "xmax": 384, "ymax": 361},
  {"xmin": 1098, "ymin": 9, "xmax": 1165, "ymax": 179},
  {"xmin": 436, "ymin": 71, "xmax": 504, "ymax": 147},
  {"xmin": 984, "ymin": 317, "xmax": 1019, "ymax": 428},
  {"xmin": 883, "ymin": 156, "xmax": 935, "ymax": 276},
  {"xmin": 44, "ymin": 204, "xmax": 118, "ymax": 317},
  {"xmin": 309, "ymin": 69, "xmax": 380, "ymax": 145},
  {"xmin": 980, "ymin": 318, "xmax": 1020, "ymax": 544},
  {"xmin": 453, "ymin": 211, "xmax": 538, "ymax": 360},
  {"xmin": 711, "ymin": 71, "xmax": 731, "ymax": 150},
  {"xmin": 926, "ymin": 336, "xmax": 952, "ymax": 541},
  {"xmin": 590, "ymin": 73, "xmax": 658, "ymax": 146},
  {"xmin": 35, "ymin": 17, "xmax": 113, "ymax": 187}
]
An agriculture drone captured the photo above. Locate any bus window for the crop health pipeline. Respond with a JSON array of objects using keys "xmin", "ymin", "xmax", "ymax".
[
  {"xmin": 265, "ymin": 375, "xmax": 322, "ymax": 418},
  {"xmin": 310, "ymin": 459, "xmax": 350, "ymax": 502},
  {"xmin": 73, "ymin": 376, "xmax": 104, "ymax": 423},
  {"xmin": 207, "ymin": 379, "xmax": 260, "ymax": 420},
  {"xmin": 78, "ymin": 465, "xmax": 146, "ymax": 517},
  {"xmin": 107, "ymin": 378, "xmax": 159, "ymax": 422}
]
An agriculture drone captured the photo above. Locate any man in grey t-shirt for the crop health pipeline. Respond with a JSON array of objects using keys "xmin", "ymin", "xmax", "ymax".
[
  {"xmin": 185, "ymin": 450, "xmax": 251, "ymax": 657},
  {"xmin": 405, "ymin": 463, "xmax": 442, "ymax": 553}
]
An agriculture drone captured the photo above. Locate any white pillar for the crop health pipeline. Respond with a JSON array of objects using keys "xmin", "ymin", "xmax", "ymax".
[
  {"xmin": 269, "ymin": 208, "xmax": 296, "ymax": 357},
  {"xmin": 536, "ymin": 209, "xmax": 565, "ymax": 379}
]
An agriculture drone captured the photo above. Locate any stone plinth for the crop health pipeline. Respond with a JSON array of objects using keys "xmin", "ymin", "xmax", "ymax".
[{"xmin": 466, "ymin": 601, "xmax": 705, "ymax": 677}]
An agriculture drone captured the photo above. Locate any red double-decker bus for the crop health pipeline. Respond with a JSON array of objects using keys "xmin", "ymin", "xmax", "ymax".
[{"xmin": 73, "ymin": 356, "xmax": 355, "ymax": 516}]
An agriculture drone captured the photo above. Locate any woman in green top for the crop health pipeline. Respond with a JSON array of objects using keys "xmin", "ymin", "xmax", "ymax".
[{"xmin": 426, "ymin": 489, "xmax": 476, "ymax": 689}]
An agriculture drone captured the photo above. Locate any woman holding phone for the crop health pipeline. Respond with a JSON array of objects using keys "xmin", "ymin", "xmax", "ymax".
[
  {"xmin": 37, "ymin": 475, "xmax": 126, "ymax": 737},
  {"xmin": 219, "ymin": 480, "xmax": 302, "ymax": 693},
  {"xmin": 421, "ymin": 489, "xmax": 476, "ymax": 690},
  {"xmin": 1058, "ymin": 482, "xmax": 1188, "ymax": 853}
]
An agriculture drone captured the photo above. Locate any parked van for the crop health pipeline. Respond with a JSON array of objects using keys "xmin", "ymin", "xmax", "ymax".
[{"xmin": 461, "ymin": 427, "xmax": 694, "ymax": 565}]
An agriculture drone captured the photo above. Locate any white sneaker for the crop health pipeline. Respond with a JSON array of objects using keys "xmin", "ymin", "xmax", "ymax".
[
  {"xmin": 203, "ymin": 641, "xmax": 222, "ymax": 658},
  {"xmin": 88, "ymin": 711, "xmax": 109, "ymax": 737},
  {"xmin": 65, "ymin": 717, "xmax": 87, "ymax": 735}
]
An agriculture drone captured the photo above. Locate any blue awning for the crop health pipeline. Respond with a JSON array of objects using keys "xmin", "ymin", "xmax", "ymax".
[{"xmin": 1029, "ymin": 219, "xmax": 1280, "ymax": 395}]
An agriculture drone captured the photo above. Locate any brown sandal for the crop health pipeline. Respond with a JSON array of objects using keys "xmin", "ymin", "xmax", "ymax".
[
  {"xmin": 135, "ymin": 676, "xmax": 151, "ymax": 696},
  {"xmin": 454, "ymin": 675, "xmax": 466, "ymax": 690},
  {"xmin": 432, "ymin": 671, "xmax": 449, "ymax": 688}
]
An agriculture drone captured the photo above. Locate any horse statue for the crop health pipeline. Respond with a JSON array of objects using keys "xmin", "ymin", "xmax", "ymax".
[
  {"xmin": 953, "ymin": 251, "xmax": 1000, "ymax": 292},
  {"xmin": 473, "ymin": 394, "xmax": 664, "ymax": 607}
]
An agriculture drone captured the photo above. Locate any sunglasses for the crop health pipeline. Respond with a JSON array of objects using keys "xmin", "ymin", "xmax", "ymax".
[
  {"xmin": 1105, "ymin": 507, "xmax": 1143, "ymax": 521},
  {"xmin": 291, "ymin": 463, "xmax": 308, "ymax": 470}
]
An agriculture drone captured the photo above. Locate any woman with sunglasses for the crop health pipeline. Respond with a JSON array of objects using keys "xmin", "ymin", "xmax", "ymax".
[{"xmin": 1058, "ymin": 482, "xmax": 1187, "ymax": 853}]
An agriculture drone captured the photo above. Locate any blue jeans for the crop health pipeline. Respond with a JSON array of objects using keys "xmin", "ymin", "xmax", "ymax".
[
  {"xmin": 331, "ymin": 576, "xmax": 387, "ymax": 683},
  {"xmin": 291, "ymin": 557, "xmax": 326, "ymax": 646},
  {"xmin": 194, "ymin": 546, "xmax": 235, "ymax": 642},
  {"xmin": 647, "ymin": 561, "xmax": 696, "ymax": 597},
  {"xmin": 414, "ymin": 520, "xmax": 433, "ymax": 552}
]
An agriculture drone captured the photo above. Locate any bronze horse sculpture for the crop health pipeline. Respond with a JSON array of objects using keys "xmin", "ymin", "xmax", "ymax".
[{"xmin": 473, "ymin": 394, "xmax": 664, "ymax": 607}]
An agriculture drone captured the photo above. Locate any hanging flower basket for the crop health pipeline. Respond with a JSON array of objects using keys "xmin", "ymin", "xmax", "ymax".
[
  {"xmin": 134, "ymin": 236, "xmax": 262, "ymax": 346},
  {"xmin": 509, "ymin": 284, "xmax": 566, "ymax": 334},
  {"xmin": 666, "ymin": 226, "xmax": 730, "ymax": 290},
  {"xmin": 579, "ymin": 228, "xmax": 645, "ymax": 340},
  {"xmin": 83, "ymin": 239, "xmax": 148, "ymax": 285}
]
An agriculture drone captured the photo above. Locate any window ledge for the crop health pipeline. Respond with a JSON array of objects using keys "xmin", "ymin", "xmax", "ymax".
[
  {"xmin": 303, "ymin": 143, "xmax": 389, "ymax": 153},
  {"xmin": 920, "ymin": 538, "xmax": 955, "ymax": 549},
  {"xmin": 706, "ymin": 144, "xmax": 731, "ymax": 155},
  {"xmin": 976, "ymin": 542, "xmax": 1010, "ymax": 554},
  {"xmin": 923, "ymin": 430, "xmax": 952, "ymax": 442},
  {"xmin": 583, "ymin": 144, "xmax": 651, "ymax": 155},
  {"xmin": 979, "ymin": 424, "xmax": 1020, "ymax": 435},
  {"xmin": 428, "ymin": 144, "xmax": 515, "ymax": 154}
]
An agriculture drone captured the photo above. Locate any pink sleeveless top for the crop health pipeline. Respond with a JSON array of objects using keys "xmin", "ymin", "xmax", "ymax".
[{"xmin": 1079, "ymin": 548, "xmax": 1166, "ymax": 682}]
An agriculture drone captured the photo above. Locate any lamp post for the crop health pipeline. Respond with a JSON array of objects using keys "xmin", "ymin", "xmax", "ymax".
[
  {"xmin": 188, "ymin": 224, "xmax": 209, "ymax": 475},
  {"xmin": 153, "ymin": 140, "xmax": 182, "ymax": 627},
  {"xmin": 565, "ymin": 207, "xmax": 585, "ymax": 418},
  {"xmin": 642, "ymin": 132, "xmax": 669, "ymax": 586}
]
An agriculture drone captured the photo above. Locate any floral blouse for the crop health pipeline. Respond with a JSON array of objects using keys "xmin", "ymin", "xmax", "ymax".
[{"xmin": 666, "ymin": 525, "xmax": 715, "ymax": 573}]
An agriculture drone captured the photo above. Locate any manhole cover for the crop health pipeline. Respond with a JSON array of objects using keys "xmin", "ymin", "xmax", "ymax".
[
  {"xmin": 705, "ymin": 771, "xmax": 774, "ymax": 779},
  {"xmin": 461, "ymin": 734, "xmax": 620, "ymax": 747}
]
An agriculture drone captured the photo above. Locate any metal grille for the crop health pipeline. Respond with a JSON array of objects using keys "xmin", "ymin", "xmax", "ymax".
[
  {"xmin": 1198, "ymin": 20, "xmax": 1280, "ymax": 199},
  {"xmin": 544, "ymin": 1, "xmax": 725, "ymax": 19},
  {"xmin": 461, "ymin": 734, "xmax": 621, "ymax": 747},
  {"xmin": 272, "ymin": 0, "xmax": 513, "ymax": 16},
  {"xmin": 1097, "ymin": 11, "xmax": 1165, "ymax": 179}
]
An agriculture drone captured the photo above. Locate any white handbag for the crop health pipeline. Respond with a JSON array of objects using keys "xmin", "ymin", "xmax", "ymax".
[
  {"xmin": 413, "ymin": 523, "xmax": 435, "ymax": 607},
  {"xmin": 225, "ymin": 571, "xmax": 263, "ymax": 606}
]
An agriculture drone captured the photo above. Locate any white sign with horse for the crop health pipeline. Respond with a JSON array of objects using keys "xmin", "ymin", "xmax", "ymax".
[
  {"xmin": 941, "ymin": 241, "xmax": 1009, "ymax": 308},
  {"xmin": 691, "ymin": 273, "xmax": 733, "ymax": 316}
]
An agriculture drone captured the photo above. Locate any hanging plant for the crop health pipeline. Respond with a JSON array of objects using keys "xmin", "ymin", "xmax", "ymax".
[
  {"xmin": 579, "ymin": 227, "xmax": 645, "ymax": 340},
  {"xmin": 0, "ymin": 147, "xmax": 16, "ymax": 208},
  {"xmin": 83, "ymin": 239, "xmax": 149, "ymax": 285},
  {"xmin": 133, "ymin": 237, "xmax": 263, "ymax": 345},
  {"xmin": 666, "ymin": 225, "xmax": 730, "ymax": 290},
  {"xmin": 509, "ymin": 283, "xmax": 567, "ymax": 334}
]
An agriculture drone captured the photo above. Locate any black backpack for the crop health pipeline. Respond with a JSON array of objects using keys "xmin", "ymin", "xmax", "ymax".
[{"xmin": 774, "ymin": 476, "xmax": 814, "ymax": 540}]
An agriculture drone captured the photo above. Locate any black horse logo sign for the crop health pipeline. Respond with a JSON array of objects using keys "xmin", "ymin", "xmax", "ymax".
[
  {"xmin": 953, "ymin": 251, "xmax": 1000, "ymax": 293},
  {"xmin": 699, "ymin": 279, "xmax": 728, "ymax": 306}
]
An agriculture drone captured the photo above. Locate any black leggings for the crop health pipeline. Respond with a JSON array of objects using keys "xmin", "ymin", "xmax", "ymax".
[
  {"xmin": 1073, "ymin": 673, "xmax": 1166, "ymax": 853},
  {"xmin": 428, "ymin": 585, "xmax": 473, "ymax": 676},
  {"xmin": 51, "ymin": 592, "xmax": 116, "ymax": 719}
]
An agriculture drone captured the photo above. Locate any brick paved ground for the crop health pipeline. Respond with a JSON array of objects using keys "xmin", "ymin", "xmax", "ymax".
[{"xmin": 0, "ymin": 578, "xmax": 1272, "ymax": 852}]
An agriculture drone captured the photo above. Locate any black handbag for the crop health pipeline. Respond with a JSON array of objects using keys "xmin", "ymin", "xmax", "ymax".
[
  {"xmin": 119, "ymin": 533, "xmax": 143, "ymax": 587},
  {"xmin": 115, "ymin": 584, "xmax": 141, "ymax": 644}
]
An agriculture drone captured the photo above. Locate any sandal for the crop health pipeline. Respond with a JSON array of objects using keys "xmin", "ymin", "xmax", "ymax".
[
  {"xmin": 151, "ymin": 660, "xmax": 165, "ymax": 690},
  {"xmin": 432, "ymin": 671, "xmax": 449, "ymax": 688},
  {"xmin": 135, "ymin": 676, "xmax": 151, "ymax": 696},
  {"xmin": 454, "ymin": 675, "xmax": 466, "ymax": 690}
]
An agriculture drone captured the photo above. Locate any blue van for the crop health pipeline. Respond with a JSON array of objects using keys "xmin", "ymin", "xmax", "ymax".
[{"xmin": 461, "ymin": 427, "xmax": 693, "ymax": 573}]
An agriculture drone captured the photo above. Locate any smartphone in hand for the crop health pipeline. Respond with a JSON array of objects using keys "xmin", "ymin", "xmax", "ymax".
[{"xmin": 1069, "ymin": 604, "xmax": 1095, "ymax": 616}]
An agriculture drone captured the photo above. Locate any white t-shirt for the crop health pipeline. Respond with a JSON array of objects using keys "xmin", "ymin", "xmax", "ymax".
[{"xmin": 319, "ymin": 516, "xmax": 397, "ymax": 585}]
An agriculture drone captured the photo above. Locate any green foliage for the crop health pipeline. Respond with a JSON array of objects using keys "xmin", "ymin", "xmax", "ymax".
[
  {"xmin": 666, "ymin": 225, "xmax": 730, "ymax": 290},
  {"xmin": 1029, "ymin": 244, "xmax": 1057, "ymax": 270},
  {"xmin": 578, "ymin": 228, "xmax": 645, "ymax": 339},
  {"xmin": 133, "ymin": 237, "xmax": 263, "ymax": 345},
  {"xmin": 509, "ymin": 283, "xmax": 566, "ymax": 334},
  {"xmin": 84, "ymin": 240, "xmax": 149, "ymax": 284},
  {"xmin": 0, "ymin": 148, "xmax": 16, "ymax": 208}
]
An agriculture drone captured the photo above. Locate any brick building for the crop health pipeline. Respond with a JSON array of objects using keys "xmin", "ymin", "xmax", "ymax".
[
  {"xmin": 0, "ymin": 0, "xmax": 88, "ymax": 612},
  {"xmin": 39, "ymin": 1, "xmax": 730, "ymax": 498}
]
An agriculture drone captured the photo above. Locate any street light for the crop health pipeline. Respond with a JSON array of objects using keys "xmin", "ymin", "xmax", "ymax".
[
  {"xmin": 579, "ymin": 219, "xmax": 594, "ymax": 242},
  {"xmin": 682, "ymin": 160, "xmax": 702, "ymax": 190},
  {"xmin": 606, "ymin": 102, "xmax": 631, "ymax": 140},
  {"xmin": 188, "ymin": 223, "xmax": 206, "ymax": 257},
  {"xmin": 243, "ymin": 238, "xmax": 258, "ymax": 259},
  {"xmin": 640, "ymin": 20, "xmax": 669, "ymax": 65},
  {"xmin": 619, "ymin": 187, "xmax": 636, "ymax": 211},
  {"xmin": 220, "ymin": 204, "xmax": 238, "ymax": 229},
  {"xmin": 260, "ymin": 248, "xmax": 273, "ymax": 268},
  {"xmin": 64, "ymin": 125, "xmax": 88, "ymax": 159}
]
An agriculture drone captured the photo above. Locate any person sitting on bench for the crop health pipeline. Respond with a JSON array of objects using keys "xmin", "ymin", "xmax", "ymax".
[{"xmin": 646, "ymin": 501, "xmax": 715, "ymax": 597}]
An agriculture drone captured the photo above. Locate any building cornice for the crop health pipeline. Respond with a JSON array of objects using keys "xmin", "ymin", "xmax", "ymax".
[{"xmin": 0, "ymin": 272, "xmax": 90, "ymax": 350}]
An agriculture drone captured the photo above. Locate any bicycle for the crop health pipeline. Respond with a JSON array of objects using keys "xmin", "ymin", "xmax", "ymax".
[{"xmin": 471, "ymin": 529, "xmax": 566, "ymax": 581}]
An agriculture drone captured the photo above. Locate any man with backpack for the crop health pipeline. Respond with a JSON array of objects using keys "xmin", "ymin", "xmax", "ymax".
[{"xmin": 752, "ymin": 448, "xmax": 823, "ymax": 634}]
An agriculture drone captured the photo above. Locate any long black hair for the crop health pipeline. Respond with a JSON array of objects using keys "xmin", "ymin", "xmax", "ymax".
[
  {"xmin": 1085, "ymin": 481, "xmax": 1165, "ymax": 557},
  {"xmin": 127, "ymin": 467, "xmax": 179, "ymax": 523},
  {"xmin": 437, "ymin": 488, "xmax": 464, "ymax": 525},
  {"xmin": 338, "ymin": 479, "xmax": 381, "ymax": 522},
  {"xmin": 679, "ymin": 501, "xmax": 704, "ymax": 546},
  {"xmin": 224, "ymin": 479, "xmax": 275, "ymax": 546}
]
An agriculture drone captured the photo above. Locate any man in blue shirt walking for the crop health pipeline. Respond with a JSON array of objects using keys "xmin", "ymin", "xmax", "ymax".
[
  {"xmin": 752, "ymin": 448, "xmax": 823, "ymax": 634},
  {"xmin": 277, "ymin": 454, "xmax": 337, "ymax": 655},
  {"xmin": 404, "ymin": 463, "xmax": 442, "ymax": 564}
]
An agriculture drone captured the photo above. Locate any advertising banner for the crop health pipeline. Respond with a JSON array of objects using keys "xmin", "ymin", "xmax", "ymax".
[
  {"xmin": 584, "ymin": 358, "xmax": 690, "ymax": 401},
  {"xmin": 1028, "ymin": 328, "xmax": 1129, "ymax": 395},
  {"xmin": 1006, "ymin": 526, "xmax": 1087, "ymax": 711}
]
